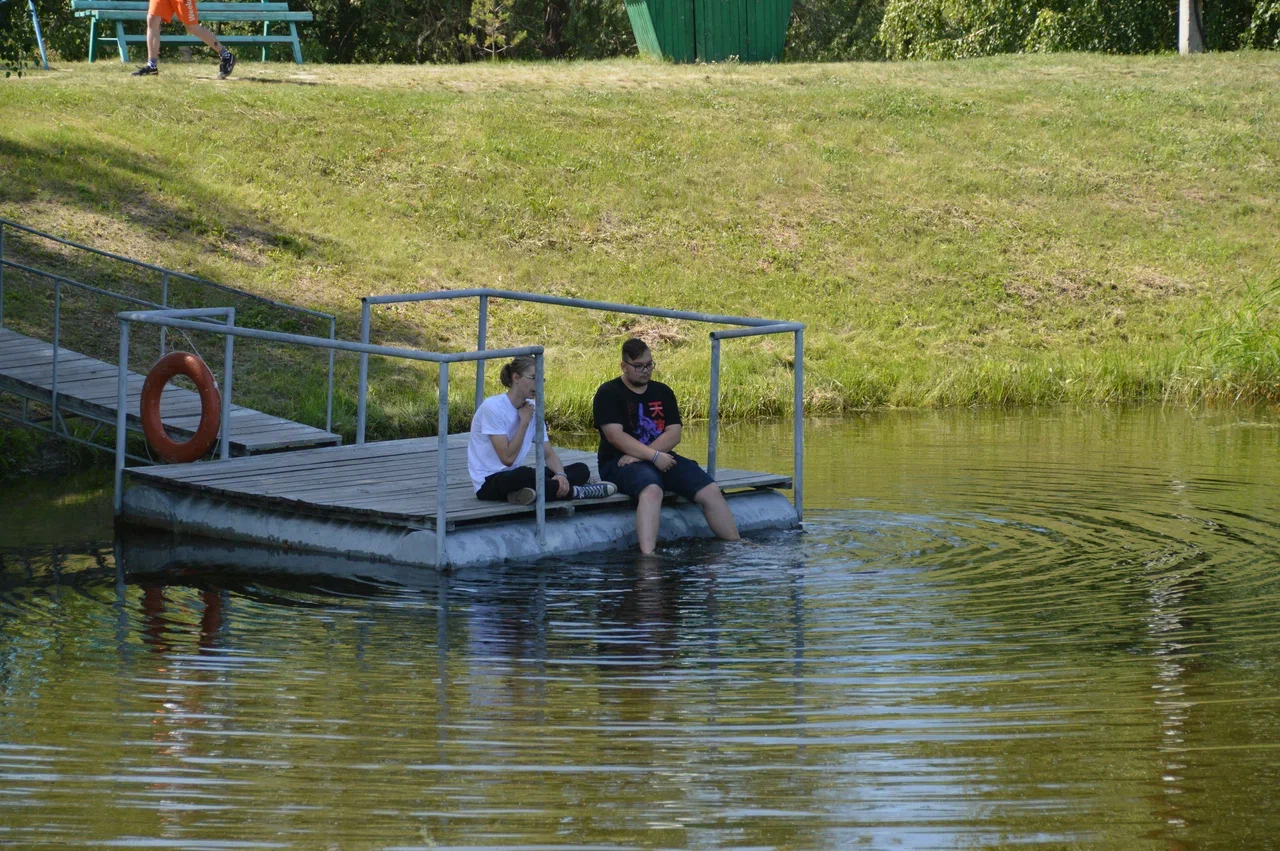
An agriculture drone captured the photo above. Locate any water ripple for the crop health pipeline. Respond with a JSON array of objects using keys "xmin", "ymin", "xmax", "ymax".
[{"xmin": 2, "ymin": 410, "xmax": 1280, "ymax": 847}]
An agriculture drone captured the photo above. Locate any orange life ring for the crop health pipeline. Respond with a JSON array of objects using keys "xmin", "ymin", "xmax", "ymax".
[{"xmin": 140, "ymin": 351, "xmax": 222, "ymax": 463}]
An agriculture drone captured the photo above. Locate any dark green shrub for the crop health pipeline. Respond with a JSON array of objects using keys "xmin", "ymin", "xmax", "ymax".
[{"xmin": 879, "ymin": 0, "xmax": 1270, "ymax": 59}]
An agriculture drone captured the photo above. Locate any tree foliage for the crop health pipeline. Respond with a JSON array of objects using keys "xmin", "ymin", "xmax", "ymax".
[
  {"xmin": 878, "ymin": 0, "xmax": 1271, "ymax": 59},
  {"xmin": 6, "ymin": 0, "xmax": 1279, "ymax": 65},
  {"xmin": 785, "ymin": 0, "xmax": 887, "ymax": 60},
  {"xmin": 2, "ymin": 0, "xmax": 87, "ymax": 69},
  {"xmin": 1, "ymin": 0, "xmax": 36, "ymax": 75},
  {"xmin": 294, "ymin": 0, "xmax": 631, "ymax": 62},
  {"xmin": 460, "ymin": 0, "xmax": 527, "ymax": 58}
]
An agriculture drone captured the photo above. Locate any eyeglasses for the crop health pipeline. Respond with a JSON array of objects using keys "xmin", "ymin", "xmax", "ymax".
[{"xmin": 624, "ymin": 359, "xmax": 656, "ymax": 373}]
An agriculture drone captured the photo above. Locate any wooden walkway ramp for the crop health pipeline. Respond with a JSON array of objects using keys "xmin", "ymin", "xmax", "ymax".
[
  {"xmin": 0, "ymin": 327, "xmax": 340, "ymax": 456},
  {"xmin": 125, "ymin": 434, "xmax": 792, "ymax": 531}
]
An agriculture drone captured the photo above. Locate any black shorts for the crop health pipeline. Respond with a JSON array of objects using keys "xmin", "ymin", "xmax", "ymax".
[{"xmin": 599, "ymin": 453, "xmax": 715, "ymax": 502}]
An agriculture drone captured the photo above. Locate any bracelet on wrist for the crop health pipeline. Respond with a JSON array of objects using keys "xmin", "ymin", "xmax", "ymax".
[{"xmin": 652, "ymin": 450, "xmax": 661, "ymax": 463}]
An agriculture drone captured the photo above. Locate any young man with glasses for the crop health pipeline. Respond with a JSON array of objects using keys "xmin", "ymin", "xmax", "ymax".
[{"xmin": 593, "ymin": 338, "xmax": 740, "ymax": 554}]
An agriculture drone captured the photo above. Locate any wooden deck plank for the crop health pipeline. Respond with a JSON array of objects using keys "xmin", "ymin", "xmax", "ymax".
[
  {"xmin": 0, "ymin": 352, "xmax": 103, "ymax": 372},
  {"xmin": 141, "ymin": 450, "xmax": 512, "ymax": 492},
  {"xmin": 133, "ymin": 439, "xmax": 442, "ymax": 482},
  {"xmin": 124, "ymin": 433, "xmax": 791, "ymax": 530},
  {"xmin": 129, "ymin": 440, "xmax": 783, "ymax": 495}
]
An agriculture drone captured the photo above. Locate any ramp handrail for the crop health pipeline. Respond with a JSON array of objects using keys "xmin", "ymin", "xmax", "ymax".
[
  {"xmin": 359, "ymin": 288, "xmax": 805, "ymax": 520},
  {"xmin": 0, "ymin": 218, "xmax": 338, "ymax": 433},
  {"xmin": 114, "ymin": 308, "xmax": 546, "ymax": 568}
]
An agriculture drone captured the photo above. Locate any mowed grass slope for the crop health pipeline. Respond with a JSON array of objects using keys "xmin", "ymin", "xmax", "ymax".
[{"xmin": 1, "ymin": 54, "xmax": 1278, "ymax": 438}]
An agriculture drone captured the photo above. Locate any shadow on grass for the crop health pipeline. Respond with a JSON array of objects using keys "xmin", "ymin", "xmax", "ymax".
[
  {"xmin": 0, "ymin": 136, "xmax": 332, "ymax": 265},
  {"xmin": 234, "ymin": 76, "xmax": 320, "ymax": 87},
  {"xmin": 0, "ymin": 135, "xmax": 489, "ymax": 438}
]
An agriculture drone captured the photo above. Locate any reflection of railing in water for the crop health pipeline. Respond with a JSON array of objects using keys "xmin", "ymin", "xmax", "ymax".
[
  {"xmin": 0, "ymin": 218, "xmax": 339, "ymax": 439},
  {"xmin": 359, "ymin": 288, "xmax": 805, "ymax": 518}
]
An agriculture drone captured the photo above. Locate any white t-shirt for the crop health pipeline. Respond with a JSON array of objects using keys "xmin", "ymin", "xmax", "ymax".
[{"xmin": 467, "ymin": 393, "xmax": 545, "ymax": 492}]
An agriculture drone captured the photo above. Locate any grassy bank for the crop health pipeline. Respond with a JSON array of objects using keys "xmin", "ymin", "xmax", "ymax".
[{"xmin": 1, "ymin": 54, "xmax": 1278, "ymax": 439}]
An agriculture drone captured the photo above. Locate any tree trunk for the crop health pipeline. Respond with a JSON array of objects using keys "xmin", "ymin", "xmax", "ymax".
[{"xmin": 543, "ymin": 0, "xmax": 569, "ymax": 57}]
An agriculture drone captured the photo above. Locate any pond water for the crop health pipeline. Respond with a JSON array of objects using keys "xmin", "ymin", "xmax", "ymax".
[{"xmin": 1, "ymin": 407, "xmax": 1278, "ymax": 849}]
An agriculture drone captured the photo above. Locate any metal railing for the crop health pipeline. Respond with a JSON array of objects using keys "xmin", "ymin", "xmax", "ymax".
[
  {"xmin": 358, "ymin": 288, "xmax": 805, "ymax": 519},
  {"xmin": 114, "ymin": 307, "xmax": 544, "ymax": 568},
  {"xmin": 0, "ymin": 257, "xmax": 170, "ymax": 460},
  {"xmin": 0, "ymin": 218, "xmax": 338, "ymax": 434}
]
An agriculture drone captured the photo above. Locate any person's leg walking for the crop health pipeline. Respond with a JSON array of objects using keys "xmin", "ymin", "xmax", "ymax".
[
  {"xmin": 694, "ymin": 483, "xmax": 740, "ymax": 541},
  {"xmin": 184, "ymin": 22, "xmax": 223, "ymax": 52},
  {"xmin": 147, "ymin": 15, "xmax": 161, "ymax": 62},
  {"xmin": 184, "ymin": 22, "xmax": 236, "ymax": 77}
]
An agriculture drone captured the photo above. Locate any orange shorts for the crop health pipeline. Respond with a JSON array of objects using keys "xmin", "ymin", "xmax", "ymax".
[{"xmin": 148, "ymin": 0, "xmax": 199, "ymax": 26}]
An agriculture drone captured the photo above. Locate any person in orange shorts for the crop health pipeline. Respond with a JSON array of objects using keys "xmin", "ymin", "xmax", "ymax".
[{"xmin": 131, "ymin": 0, "xmax": 236, "ymax": 78}]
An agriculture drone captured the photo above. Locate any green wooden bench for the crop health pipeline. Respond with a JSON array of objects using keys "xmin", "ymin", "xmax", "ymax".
[{"xmin": 71, "ymin": 0, "xmax": 313, "ymax": 64}]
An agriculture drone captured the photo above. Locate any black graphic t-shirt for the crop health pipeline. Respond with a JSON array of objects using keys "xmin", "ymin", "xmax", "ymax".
[{"xmin": 592, "ymin": 377, "xmax": 682, "ymax": 467}]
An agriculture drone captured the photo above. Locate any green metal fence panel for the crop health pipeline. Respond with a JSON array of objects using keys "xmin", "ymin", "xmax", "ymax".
[
  {"xmin": 628, "ymin": 0, "xmax": 790, "ymax": 62},
  {"xmin": 626, "ymin": 0, "xmax": 695, "ymax": 62}
]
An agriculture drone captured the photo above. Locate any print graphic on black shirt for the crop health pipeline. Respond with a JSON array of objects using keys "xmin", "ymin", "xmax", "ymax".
[{"xmin": 635, "ymin": 401, "xmax": 665, "ymax": 445}]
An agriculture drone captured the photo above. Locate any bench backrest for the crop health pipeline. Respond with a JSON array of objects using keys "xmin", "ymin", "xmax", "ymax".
[{"xmin": 71, "ymin": 0, "xmax": 294, "ymax": 9}]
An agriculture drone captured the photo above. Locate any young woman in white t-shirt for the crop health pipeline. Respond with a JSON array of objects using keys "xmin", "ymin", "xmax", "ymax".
[{"xmin": 467, "ymin": 356, "xmax": 617, "ymax": 505}]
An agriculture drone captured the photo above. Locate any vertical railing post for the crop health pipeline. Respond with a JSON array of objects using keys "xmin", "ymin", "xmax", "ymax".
[
  {"xmin": 708, "ymin": 336, "xmax": 721, "ymax": 480},
  {"xmin": 159, "ymin": 272, "xmax": 169, "ymax": 357},
  {"xmin": 534, "ymin": 351, "xmax": 545, "ymax": 545},
  {"xmin": 357, "ymin": 299, "xmax": 370, "ymax": 444},
  {"xmin": 220, "ymin": 310, "xmax": 235, "ymax": 461},
  {"xmin": 27, "ymin": 0, "xmax": 51, "ymax": 70},
  {"xmin": 475, "ymin": 294, "xmax": 488, "ymax": 412},
  {"xmin": 436, "ymin": 361, "xmax": 450, "ymax": 568},
  {"xmin": 326, "ymin": 317, "xmax": 336, "ymax": 434},
  {"xmin": 51, "ymin": 278, "xmax": 61, "ymax": 432},
  {"xmin": 114, "ymin": 320, "xmax": 130, "ymax": 515},
  {"xmin": 793, "ymin": 328, "xmax": 804, "ymax": 521},
  {"xmin": 0, "ymin": 222, "xmax": 6, "ymax": 327}
]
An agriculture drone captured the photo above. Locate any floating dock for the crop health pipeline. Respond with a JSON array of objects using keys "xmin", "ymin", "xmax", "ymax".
[
  {"xmin": 0, "ymin": 327, "xmax": 340, "ymax": 455},
  {"xmin": 120, "ymin": 435, "xmax": 799, "ymax": 570}
]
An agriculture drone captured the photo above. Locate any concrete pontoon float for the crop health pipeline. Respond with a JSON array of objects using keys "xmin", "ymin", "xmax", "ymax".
[{"xmin": 113, "ymin": 290, "xmax": 804, "ymax": 571}]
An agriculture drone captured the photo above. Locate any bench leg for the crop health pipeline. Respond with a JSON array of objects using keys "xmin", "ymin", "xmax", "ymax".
[
  {"xmin": 116, "ymin": 20, "xmax": 130, "ymax": 62},
  {"xmin": 262, "ymin": 20, "xmax": 269, "ymax": 62},
  {"xmin": 88, "ymin": 17, "xmax": 98, "ymax": 63},
  {"xmin": 289, "ymin": 21, "xmax": 302, "ymax": 64}
]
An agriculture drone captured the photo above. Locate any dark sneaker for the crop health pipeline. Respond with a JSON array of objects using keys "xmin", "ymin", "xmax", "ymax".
[
  {"xmin": 132, "ymin": 64, "xmax": 159, "ymax": 76},
  {"xmin": 573, "ymin": 482, "xmax": 618, "ymax": 500},
  {"xmin": 217, "ymin": 51, "xmax": 236, "ymax": 80},
  {"xmin": 507, "ymin": 487, "xmax": 537, "ymax": 506}
]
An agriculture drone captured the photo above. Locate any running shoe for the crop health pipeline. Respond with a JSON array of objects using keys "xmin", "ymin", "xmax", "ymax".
[
  {"xmin": 217, "ymin": 51, "xmax": 236, "ymax": 80},
  {"xmin": 132, "ymin": 63, "xmax": 159, "ymax": 76}
]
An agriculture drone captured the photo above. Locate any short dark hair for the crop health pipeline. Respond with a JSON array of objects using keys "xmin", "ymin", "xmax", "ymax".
[{"xmin": 621, "ymin": 338, "xmax": 649, "ymax": 362}]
